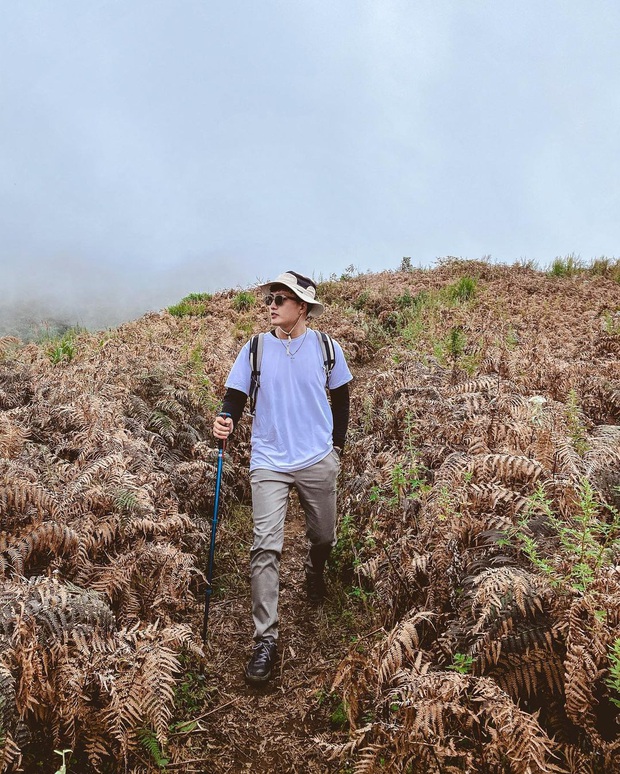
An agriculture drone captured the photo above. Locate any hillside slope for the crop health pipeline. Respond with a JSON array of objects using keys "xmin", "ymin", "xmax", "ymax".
[{"xmin": 1, "ymin": 259, "xmax": 620, "ymax": 772}]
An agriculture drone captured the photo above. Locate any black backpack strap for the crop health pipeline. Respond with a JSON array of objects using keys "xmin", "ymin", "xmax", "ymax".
[
  {"xmin": 317, "ymin": 331, "xmax": 336, "ymax": 387},
  {"xmin": 248, "ymin": 333, "xmax": 264, "ymax": 416}
]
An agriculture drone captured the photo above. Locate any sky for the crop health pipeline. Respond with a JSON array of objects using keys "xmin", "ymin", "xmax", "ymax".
[{"xmin": 2, "ymin": 1, "xmax": 619, "ymax": 331}]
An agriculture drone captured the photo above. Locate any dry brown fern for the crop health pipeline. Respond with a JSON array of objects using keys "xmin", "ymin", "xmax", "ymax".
[
  {"xmin": 331, "ymin": 273, "xmax": 620, "ymax": 772},
  {"xmin": 0, "ymin": 576, "xmax": 201, "ymax": 770},
  {"xmin": 376, "ymin": 611, "xmax": 437, "ymax": 688},
  {"xmin": 563, "ymin": 590, "xmax": 620, "ymax": 767},
  {"xmin": 3, "ymin": 265, "xmax": 620, "ymax": 770},
  {"xmin": 0, "ymin": 317, "xmax": 227, "ymax": 769},
  {"xmin": 322, "ymin": 666, "xmax": 566, "ymax": 773}
]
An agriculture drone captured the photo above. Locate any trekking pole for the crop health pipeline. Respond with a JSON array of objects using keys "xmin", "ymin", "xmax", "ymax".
[{"xmin": 202, "ymin": 416, "xmax": 230, "ymax": 644}]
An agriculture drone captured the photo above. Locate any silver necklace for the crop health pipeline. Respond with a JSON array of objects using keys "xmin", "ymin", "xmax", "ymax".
[{"xmin": 278, "ymin": 328, "xmax": 308, "ymax": 358}]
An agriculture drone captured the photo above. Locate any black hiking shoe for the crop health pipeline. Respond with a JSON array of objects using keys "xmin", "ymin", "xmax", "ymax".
[
  {"xmin": 245, "ymin": 638, "xmax": 277, "ymax": 684},
  {"xmin": 305, "ymin": 570, "xmax": 326, "ymax": 605}
]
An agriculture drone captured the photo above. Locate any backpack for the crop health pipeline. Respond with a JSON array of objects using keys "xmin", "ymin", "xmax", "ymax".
[{"xmin": 247, "ymin": 330, "xmax": 336, "ymax": 416}]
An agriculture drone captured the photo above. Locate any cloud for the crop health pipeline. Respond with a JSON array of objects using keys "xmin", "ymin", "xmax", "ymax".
[
  {"xmin": 1, "ymin": 250, "xmax": 252, "ymax": 337},
  {"xmin": 2, "ymin": 0, "xmax": 620, "ymax": 334}
]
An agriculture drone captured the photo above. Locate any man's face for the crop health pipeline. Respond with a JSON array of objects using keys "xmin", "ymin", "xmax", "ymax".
[{"xmin": 266, "ymin": 287, "xmax": 305, "ymax": 330}]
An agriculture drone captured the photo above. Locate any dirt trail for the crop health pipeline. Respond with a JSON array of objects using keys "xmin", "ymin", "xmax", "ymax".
[
  {"xmin": 169, "ymin": 356, "xmax": 384, "ymax": 773},
  {"xmin": 175, "ymin": 499, "xmax": 355, "ymax": 773}
]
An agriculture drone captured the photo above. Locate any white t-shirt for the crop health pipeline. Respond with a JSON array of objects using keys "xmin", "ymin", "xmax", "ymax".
[{"xmin": 225, "ymin": 329, "xmax": 353, "ymax": 472}]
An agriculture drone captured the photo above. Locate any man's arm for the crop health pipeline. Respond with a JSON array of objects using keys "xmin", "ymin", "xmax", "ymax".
[
  {"xmin": 329, "ymin": 382, "xmax": 350, "ymax": 453},
  {"xmin": 221, "ymin": 387, "xmax": 248, "ymax": 430}
]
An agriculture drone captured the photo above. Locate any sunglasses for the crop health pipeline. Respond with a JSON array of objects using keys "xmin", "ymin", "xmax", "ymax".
[{"xmin": 264, "ymin": 293, "xmax": 297, "ymax": 307}]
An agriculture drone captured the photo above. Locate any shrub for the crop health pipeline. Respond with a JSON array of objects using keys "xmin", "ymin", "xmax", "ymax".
[
  {"xmin": 232, "ymin": 291, "xmax": 256, "ymax": 311},
  {"xmin": 602, "ymin": 311, "xmax": 620, "ymax": 336},
  {"xmin": 48, "ymin": 339, "xmax": 75, "ymax": 364},
  {"xmin": 515, "ymin": 479, "xmax": 620, "ymax": 592},
  {"xmin": 184, "ymin": 292, "xmax": 212, "ymax": 302},
  {"xmin": 167, "ymin": 293, "xmax": 212, "ymax": 317},
  {"xmin": 589, "ymin": 256, "xmax": 620, "ymax": 283},
  {"xmin": 397, "ymin": 289, "xmax": 429, "ymax": 312},
  {"xmin": 45, "ymin": 327, "xmax": 83, "ymax": 364},
  {"xmin": 353, "ymin": 290, "xmax": 370, "ymax": 310},
  {"xmin": 565, "ymin": 388, "xmax": 589, "ymax": 456},
  {"xmin": 396, "ymin": 289, "xmax": 413, "ymax": 309},
  {"xmin": 605, "ymin": 638, "xmax": 620, "ymax": 708},
  {"xmin": 447, "ymin": 276, "xmax": 477, "ymax": 302},
  {"xmin": 340, "ymin": 264, "xmax": 360, "ymax": 281},
  {"xmin": 548, "ymin": 253, "xmax": 583, "ymax": 277},
  {"xmin": 513, "ymin": 257, "xmax": 539, "ymax": 271}
]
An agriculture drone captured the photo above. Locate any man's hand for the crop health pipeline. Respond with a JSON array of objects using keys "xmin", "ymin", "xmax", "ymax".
[{"xmin": 213, "ymin": 413, "xmax": 233, "ymax": 440}]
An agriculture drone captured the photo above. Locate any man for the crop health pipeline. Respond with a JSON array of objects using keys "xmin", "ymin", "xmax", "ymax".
[{"xmin": 213, "ymin": 270, "xmax": 352, "ymax": 684}]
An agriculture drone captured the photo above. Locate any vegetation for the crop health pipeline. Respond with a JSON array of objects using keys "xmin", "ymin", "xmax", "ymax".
[
  {"xmin": 446, "ymin": 274, "xmax": 477, "ymax": 302},
  {"xmin": 167, "ymin": 292, "xmax": 212, "ymax": 317},
  {"xmin": 231, "ymin": 290, "xmax": 256, "ymax": 311},
  {"xmin": 549, "ymin": 253, "xmax": 584, "ymax": 277},
  {"xmin": 1, "ymin": 257, "xmax": 620, "ymax": 771},
  {"xmin": 547, "ymin": 253, "xmax": 620, "ymax": 282}
]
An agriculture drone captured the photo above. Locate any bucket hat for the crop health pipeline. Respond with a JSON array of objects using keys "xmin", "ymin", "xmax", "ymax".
[{"xmin": 258, "ymin": 271, "xmax": 324, "ymax": 318}]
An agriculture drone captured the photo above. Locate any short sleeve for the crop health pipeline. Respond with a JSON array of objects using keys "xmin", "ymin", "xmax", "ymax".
[
  {"xmin": 225, "ymin": 341, "xmax": 252, "ymax": 396},
  {"xmin": 327, "ymin": 339, "xmax": 353, "ymax": 390}
]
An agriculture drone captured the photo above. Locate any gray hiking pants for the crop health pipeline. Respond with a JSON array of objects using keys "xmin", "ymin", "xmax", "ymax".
[{"xmin": 249, "ymin": 450, "xmax": 340, "ymax": 642}]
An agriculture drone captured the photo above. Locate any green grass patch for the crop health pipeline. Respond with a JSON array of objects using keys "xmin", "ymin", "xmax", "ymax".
[
  {"xmin": 44, "ymin": 326, "xmax": 84, "ymax": 365},
  {"xmin": 352, "ymin": 290, "xmax": 370, "ymax": 310},
  {"xmin": 446, "ymin": 275, "xmax": 477, "ymax": 302},
  {"xmin": 396, "ymin": 289, "xmax": 430, "ymax": 312},
  {"xmin": 589, "ymin": 256, "xmax": 620, "ymax": 283},
  {"xmin": 168, "ymin": 293, "xmax": 212, "ymax": 317},
  {"xmin": 548, "ymin": 253, "xmax": 583, "ymax": 277},
  {"xmin": 232, "ymin": 291, "xmax": 256, "ymax": 311}
]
